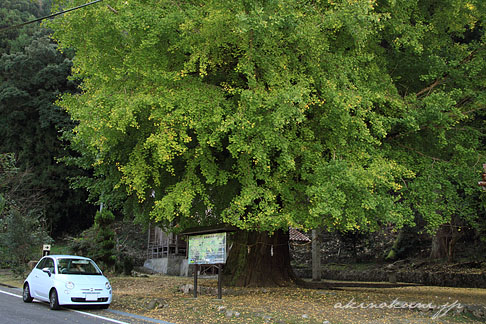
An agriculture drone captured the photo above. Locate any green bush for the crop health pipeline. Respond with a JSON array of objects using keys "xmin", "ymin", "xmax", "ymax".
[
  {"xmin": 0, "ymin": 209, "xmax": 52, "ymax": 276},
  {"xmin": 69, "ymin": 211, "xmax": 146, "ymax": 274},
  {"xmin": 93, "ymin": 209, "xmax": 116, "ymax": 269},
  {"xmin": 0, "ymin": 153, "xmax": 52, "ymax": 276}
]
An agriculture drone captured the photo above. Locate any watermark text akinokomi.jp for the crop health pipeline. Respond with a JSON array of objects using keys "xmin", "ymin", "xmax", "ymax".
[{"xmin": 334, "ymin": 298, "xmax": 463, "ymax": 319}]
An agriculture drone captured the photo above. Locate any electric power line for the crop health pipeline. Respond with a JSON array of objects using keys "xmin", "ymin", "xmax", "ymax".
[{"xmin": 0, "ymin": 0, "xmax": 104, "ymax": 33}]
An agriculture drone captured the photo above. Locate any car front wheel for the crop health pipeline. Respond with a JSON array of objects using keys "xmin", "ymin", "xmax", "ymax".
[
  {"xmin": 22, "ymin": 283, "xmax": 33, "ymax": 303},
  {"xmin": 49, "ymin": 289, "xmax": 60, "ymax": 310}
]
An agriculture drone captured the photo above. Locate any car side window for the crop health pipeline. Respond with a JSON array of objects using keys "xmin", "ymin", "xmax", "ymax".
[
  {"xmin": 44, "ymin": 258, "xmax": 55, "ymax": 273},
  {"xmin": 35, "ymin": 258, "xmax": 46, "ymax": 270}
]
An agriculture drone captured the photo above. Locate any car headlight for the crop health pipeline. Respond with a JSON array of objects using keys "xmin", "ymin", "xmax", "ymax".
[
  {"xmin": 65, "ymin": 281, "xmax": 75, "ymax": 289},
  {"xmin": 105, "ymin": 282, "xmax": 111, "ymax": 290}
]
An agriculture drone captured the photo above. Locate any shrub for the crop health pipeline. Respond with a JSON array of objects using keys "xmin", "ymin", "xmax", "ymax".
[{"xmin": 69, "ymin": 212, "xmax": 146, "ymax": 274}]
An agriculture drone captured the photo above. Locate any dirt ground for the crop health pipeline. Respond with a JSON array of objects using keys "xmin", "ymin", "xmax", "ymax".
[
  {"xmin": 2, "ymin": 270, "xmax": 486, "ymax": 324},
  {"xmin": 108, "ymin": 274, "xmax": 486, "ymax": 324}
]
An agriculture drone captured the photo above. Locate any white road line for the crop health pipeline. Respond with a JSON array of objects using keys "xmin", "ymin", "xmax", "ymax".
[
  {"xmin": 70, "ymin": 309, "xmax": 130, "ymax": 324},
  {"xmin": 0, "ymin": 288, "xmax": 129, "ymax": 324},
  {"xmin": 0, "ymin": 289, "xmax": 22, "ymax": 299}
]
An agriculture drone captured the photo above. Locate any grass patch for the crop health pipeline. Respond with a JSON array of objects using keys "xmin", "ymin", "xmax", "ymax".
[
  {"xmin": 0, "ymin": 269, "xmax": 24, "ymax": 288},
  {"xmin": 50, "ymin": 243, "xmax": 71, "ymax": 255}
]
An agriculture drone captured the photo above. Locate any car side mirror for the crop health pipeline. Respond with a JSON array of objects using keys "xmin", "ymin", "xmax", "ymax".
[{"xmin": 42, "ymin": 267, "xmax": 52, "ymax": 277}]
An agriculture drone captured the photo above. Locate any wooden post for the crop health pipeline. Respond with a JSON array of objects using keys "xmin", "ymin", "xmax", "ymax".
[
  {"xmin": 193, "ymin": 264, "xmax": 198, "ymax": 298},
  {"xmin": 147, "ymin": 223, "xmax": 151, "ymax": 259},
  {"xmin": 217, "ymin": 264, "xmax": 222, "ymax": 299},
  {"xmin": 312, "ymin": 229, "xmax": 321, "ymax": 281}
]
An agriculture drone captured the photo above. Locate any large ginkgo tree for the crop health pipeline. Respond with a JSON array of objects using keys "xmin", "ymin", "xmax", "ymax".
[{"xmin": 49, "ymin": 0, "xmax": 486, "ymax": 286}]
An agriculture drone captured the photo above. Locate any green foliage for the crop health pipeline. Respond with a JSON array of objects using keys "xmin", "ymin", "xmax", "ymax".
[
  {"xmin": 0, "ymin": 153, "xmax": 52, "ymax": 276},
  {"xmin": 378, "ymin": 0, "xmax": 486, "ymax": 235},
  {"xmin": 69, "ymin": 226, "xmax": 97, "ymax": 258},
  {"xmin": 0, "ymin": 1, "xmax": 97, "ymax": 236},
  {"xmin": 92, "ymin": 209, "xmax": 116, "ymax": 269},
  {"xmin": 48, "ymin": 0, "xmax": 486, "ymax": 240},
  {"xmin": 49, "ymin": 242, "xmax": 70, "ymax": 255},
  {"xmin": 69, "ymin": 216, "xmax": 145, "ymax": 274},
  {"xmin": 0, "ymin": 209, "xmax": 52, "ymax": 276},
  {"xmin": 69, "ymin": 216, "xmax": 116, "ymax": 271},
  {"xmin": 0, "ymin": 0, "xmax": 51, "ymax": 55}
]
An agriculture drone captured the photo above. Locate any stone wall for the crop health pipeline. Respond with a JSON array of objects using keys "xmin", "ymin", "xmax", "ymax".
[{"xmin": 294, "ymin": 266, "xmax": 486, "ymax": 288}]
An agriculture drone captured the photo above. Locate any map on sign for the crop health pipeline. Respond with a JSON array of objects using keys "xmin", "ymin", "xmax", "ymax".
[{"xmin": 188, "ymin": 232, "xmax": 226, "ymax": 265}]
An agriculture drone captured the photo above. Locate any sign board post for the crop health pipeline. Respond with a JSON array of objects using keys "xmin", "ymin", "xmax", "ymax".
[
  {"xmin": 42, "ymin": 244, "xmax": 51, "ymax": 257},
  {"xmin": 193, "ymin": 264, "xmax": 198, "ymax": 298},
  {"xmin": 217, "ymin": 263, "xmax": 222, "ymax": 299},
  {"xmin": 187, "ymin": 232, "xmax": 227, "ymax": 299}
]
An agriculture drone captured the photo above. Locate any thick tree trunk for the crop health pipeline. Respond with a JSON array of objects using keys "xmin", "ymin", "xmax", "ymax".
[
  {"xmin": 385, "ymin": 229, "xmax": 405, "ymax": 261},
  {"xmin": 429, "ymin": 224, "xmax": 462, "ymax": 262},
  {"xmin": 312, "ymin": 229, "xmax": 321, "ymax": 281},
  {"xmin": 222, "ymin": 230, "xmax": 297, "ymax": 287},
  {"xmin": 430, "ymin": 232, "xmax": 447, "ymax": 259},
  {"xmin": 448, "ymin": 234, "xmax": 458, "ymax": 263}
]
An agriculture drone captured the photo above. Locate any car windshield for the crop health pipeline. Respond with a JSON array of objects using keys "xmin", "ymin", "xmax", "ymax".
[{"xmin": 57, "ymin": 258, "xmax": 102, "ymax": 275}]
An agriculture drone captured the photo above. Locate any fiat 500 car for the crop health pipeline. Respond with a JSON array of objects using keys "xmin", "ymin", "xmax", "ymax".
[{"xmin": 23, "ymin": 255, "xmax": 112, "ymax": 310}]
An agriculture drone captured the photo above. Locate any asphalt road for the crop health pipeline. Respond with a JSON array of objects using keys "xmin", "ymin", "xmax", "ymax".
[{"xmin": 0, "ymin": 286, "xmax": 174, "ymax": 324}]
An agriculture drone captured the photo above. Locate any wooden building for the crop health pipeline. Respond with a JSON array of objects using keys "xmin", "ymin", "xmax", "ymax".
[{"xmin": 147, "ymin": 224, "xmax": 187, "ymax": 259}]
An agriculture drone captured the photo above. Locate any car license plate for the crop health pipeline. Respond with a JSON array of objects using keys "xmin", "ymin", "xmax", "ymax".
[{"xmin": 85, "ymin": 293, "xmax": 98, "ymax": 301}]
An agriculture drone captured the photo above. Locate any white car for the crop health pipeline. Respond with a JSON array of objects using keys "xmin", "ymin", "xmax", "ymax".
[{"xmin": 23, "ymin": 255, "xmax": 112, "ymax": 310}]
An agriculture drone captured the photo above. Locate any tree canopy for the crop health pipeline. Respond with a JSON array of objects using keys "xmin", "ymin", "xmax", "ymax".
[
  {"xmin": 49, "ymin": 0, "xmax": 486, "ymax": 238},
  {"xmin": 0, "ymin": 0, "xmax": 51, "ymax": 55}
]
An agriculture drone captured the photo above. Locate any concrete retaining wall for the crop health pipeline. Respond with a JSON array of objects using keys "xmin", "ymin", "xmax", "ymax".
[{"xmin": 144, "ymin": 257, "xmax": 189, "ymax": 276}]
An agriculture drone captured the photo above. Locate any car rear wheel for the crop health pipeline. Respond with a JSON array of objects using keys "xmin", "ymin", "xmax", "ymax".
[
  {"xmin": 49, "ymin": 289, "xmax": 60, "ymax": 310},
  {"xmin": 22, "ymin": 283, "xmax": 33, "ymax": 303}
]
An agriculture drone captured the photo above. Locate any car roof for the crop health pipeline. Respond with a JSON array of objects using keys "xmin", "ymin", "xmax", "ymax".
[{"xmin": 44, "ymin": 255, "xmax": 92, "ymax": 260}]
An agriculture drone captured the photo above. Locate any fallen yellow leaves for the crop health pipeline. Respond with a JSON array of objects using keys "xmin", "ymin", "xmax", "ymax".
[{"xmin": 108, "ymin": 274, "xmax": 486, "ymax": 324}]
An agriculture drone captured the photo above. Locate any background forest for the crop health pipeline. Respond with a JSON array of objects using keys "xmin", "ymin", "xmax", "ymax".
[
  {"xmin": 0, "ymin": 0, "xmax": 99, "ymax": 273},
  {"xmin": 1, "ymin": 0, "xmax": 486, "ymax": 282}
]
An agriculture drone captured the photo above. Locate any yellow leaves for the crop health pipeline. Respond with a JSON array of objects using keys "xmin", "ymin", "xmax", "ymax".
[
  {"xmin": 106, "ymin": 274, "xmax": 486, "ymax": 324},
  {"xmin": 465, "ymin": 3, "xmax": 476, "ymax": 11},
  {"xmin": 184, "ymin": 136, "xmax": 192, "ymax": 143},
  {"xmin": 392, "ymin": 182, "xmax": 403, "ymax": 192},
  {"xmin": 92, "ymin": 158, "xmax": 104, "ymax": 167}
]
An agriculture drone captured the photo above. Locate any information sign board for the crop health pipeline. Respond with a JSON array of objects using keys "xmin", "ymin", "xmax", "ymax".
[{"xmin": 188, "ymin": 232, "xmax": 226, "ymax": 265}]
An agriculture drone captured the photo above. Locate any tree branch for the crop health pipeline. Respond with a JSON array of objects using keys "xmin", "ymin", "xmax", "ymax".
[
  {"xmin": 416, "ymin": 78, "xmax": 445, "ymax": 98},
  {"xmin": 395, "ymin": 143, "xmax": 446, "ymax": 162},
  {"xmin": 416, "ymin": 48, "xmax": 480, "ymax": 98}
]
